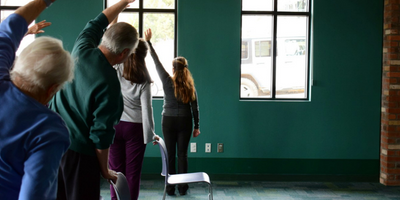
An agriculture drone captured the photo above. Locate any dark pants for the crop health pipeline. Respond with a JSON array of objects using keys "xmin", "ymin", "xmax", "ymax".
[
  {"xmin": 109, "ymin": 121, "xmax": 147, "ymax": 200},
  {"xmin": 162, "ymin": 116, "xmax": 192, "ymax": 192},
  {"xmin": 57, "ymin": 149, "xmax": 100, "ymax": 200}
]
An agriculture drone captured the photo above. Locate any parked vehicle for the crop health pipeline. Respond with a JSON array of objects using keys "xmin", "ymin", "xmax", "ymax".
[{"xmin": 240, "ymin": 36, "xmax": 307, "ymax": 98}]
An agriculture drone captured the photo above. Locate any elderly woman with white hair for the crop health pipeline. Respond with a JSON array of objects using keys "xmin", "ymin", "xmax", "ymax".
[{"xmin": 0, "ymin": 0, "xmax": 74, "ymax": 200}]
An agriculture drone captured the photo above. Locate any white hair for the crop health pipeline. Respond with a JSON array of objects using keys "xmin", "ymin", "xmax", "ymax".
[
  {"xmin": 11, "ymin": 36, "xmax": 74, "ymax": 93},
  {"xmin": 100, "ymin": 22, "xmax": 139, "ymax": 55}
]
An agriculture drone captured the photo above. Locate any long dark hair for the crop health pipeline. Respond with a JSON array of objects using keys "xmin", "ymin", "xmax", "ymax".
[
  {"xmin": 122, "ymin": 39, "xmax": 152, "ymax": 84},
  {"xmin": 172, "ymin": 57, "xmax": 195, "ymax": 103}
]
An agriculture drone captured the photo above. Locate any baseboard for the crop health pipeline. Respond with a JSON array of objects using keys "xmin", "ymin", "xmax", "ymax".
[{"xmin": 141, "ymin": 157, "xmax": 379, "ymax": 182}]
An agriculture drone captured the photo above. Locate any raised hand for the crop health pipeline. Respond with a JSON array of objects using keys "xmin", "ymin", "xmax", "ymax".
[
  {"xmin": 26, "ymin": 20, "xmax": 51, "ymax": 35},
  {"xmin": 144, "ymin": 28, "xmax": 152, "ymax": 41}
]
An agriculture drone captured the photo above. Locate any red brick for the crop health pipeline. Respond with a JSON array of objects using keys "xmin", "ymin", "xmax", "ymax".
[
  {"xmin": 387, "ymin": 150, "xmax": 399, "ymax": 156},
  {"xmin": 382, "ymin": 160, "xmax": 397, "ymax": 168},
  {"xmin": 384, "ymin": 180, "xmax": 400, "ymax": 186},
  {"xmin": 387, "ymin": 168, "xmax": 400, "ymax": 174},
  {"xmin": 388, "ymin": 35, "xmax": 400, "ymax": 41},
  {"xmin": 387, "ymin": 96, "xmax": 400, "ymax": 101},
  {"xmin": 381, "ymin": 136, "xmax": 397, "ymax": 144},
  {"xmin": 387, "ymin": 48, "xmax": 400, "ymax": 53},
  {"xmin": 389, "ymin": 53, "xmax": 400, "ymax": 59},
  {"xmin": 387, "ymin": 72, "xmax": 400, "ymax": 77},
  {"xmin": 387, "ymin": 157, "xmax": 400, "ymax": 162},
  {"xmin": 387, "ymin": 108, "xmax": 400, "ymax": 113},
  {"xmin": 387, "ymin": 174, "xmax": 396, "ymax": 180},
  {"xmin": 387, "ymin": 131, "xmax": 400, "ymax": 137}
]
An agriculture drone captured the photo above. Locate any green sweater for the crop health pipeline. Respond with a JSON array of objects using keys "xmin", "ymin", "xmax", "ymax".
[{"xmin": 50, "ymin": 13, "xmax": 123, "ymax": 156}]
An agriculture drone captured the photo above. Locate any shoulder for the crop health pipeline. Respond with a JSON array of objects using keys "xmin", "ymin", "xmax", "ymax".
[{"xmin": 25, "ymin": 110, "xmax": 70, "ymax": 148}]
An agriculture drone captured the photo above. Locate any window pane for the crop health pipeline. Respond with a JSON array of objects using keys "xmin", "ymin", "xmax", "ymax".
[
  {"xmin": 144, "ymin": 0, "xmax": 174, "ymax": 9},
  {"xmin": 275, "ymin": 16, "xmax": 308, "ymax": 98},
  {"xmin": 107, "ymin": 0, "xmax": 139, "ymax": 8},
  {"xmin": 278, "ymin": 0, "xmax": 309, "ymax": 12},
  {"xmin": 143, "ymin": 13, "xmax": 175, "ymax": 96},
  {"xmin": 1, "ymin": 0, "xmax": 32, "ymax": 6},
  {"xmin": 1, "ymin": 11, "xmax": 34, "ymax": 56},
  {"xmin": 241, "ymin": 15, "xmax": 273, "ymax": 98},
  {"xmin": 113, "ymin": 12, "xmax": 139, "ymax": 29},
  {"xmin": 242, "ymin": 0, "xmax": 273, "ymax": 11},
  {"xmin": 241, "ymin": 41, "xmax": 249, "ymax": 59}
]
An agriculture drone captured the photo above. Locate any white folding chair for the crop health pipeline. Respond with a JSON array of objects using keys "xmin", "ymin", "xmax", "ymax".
[
  {"xmin": 155, "ymin": 137, "xmax": 213, "ymax": 200},
  {"xmin": 110, "ymin": 172, "xmax": 131, "ymax": 200}
]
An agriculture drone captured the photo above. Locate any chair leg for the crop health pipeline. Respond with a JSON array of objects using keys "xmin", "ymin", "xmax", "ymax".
[
  {"xmin": 208, "ymin": 183, "xmax": 213, "ymax": 200},
  {"xmin": 163, "ymin": 185, "xmax": 167, "ymax": 200}
]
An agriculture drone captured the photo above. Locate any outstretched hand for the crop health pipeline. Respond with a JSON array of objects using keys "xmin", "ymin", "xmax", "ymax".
[
  {"xmin": 144, "ymin": 28, "xmax": 152, "ymax": 41},
  {"xmin": 27, "ymin": 20, "xmax": 51, "ymax": 35}
]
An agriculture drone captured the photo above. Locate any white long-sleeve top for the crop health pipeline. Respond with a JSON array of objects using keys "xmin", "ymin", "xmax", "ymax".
[{"xmin": 115, "ymin": 64, "xmax": 156, "ymax": 144}]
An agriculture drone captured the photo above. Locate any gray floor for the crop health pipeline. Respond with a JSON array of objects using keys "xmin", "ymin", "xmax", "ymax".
[{"xmin": 100, "ymin": 179, "xmax": 400, "ymax": 200}]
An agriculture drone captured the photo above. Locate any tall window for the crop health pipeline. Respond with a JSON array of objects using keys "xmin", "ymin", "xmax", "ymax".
[
  {"xmin": 106, "ymin": 0, "xmax": 177, "ymax": 97},
  {"xmin": 1, "ymin": 0, "xmax": 35, "ymax": 56},
  {"xmin": 241, "ymin": 0, "xmax": 310, "ymax": 100}
]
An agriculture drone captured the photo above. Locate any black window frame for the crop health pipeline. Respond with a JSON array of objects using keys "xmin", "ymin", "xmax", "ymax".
[
  {"xmin": 104, "ymin": 0, "xmax": 177, "ymax": 57},
  {"xmin": 240, "ymin": 0, "xmax": 312, "ymax": 100},
  {"xmin": 105, "ymin": 0, "xmax": 177, "ymax": 98},
  {"xmin": 0, "ymin": 5, "xmax": 20, "ymax": 21}
]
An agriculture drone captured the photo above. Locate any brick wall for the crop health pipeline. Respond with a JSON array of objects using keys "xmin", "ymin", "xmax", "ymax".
[{"xmin": 381, "ymin": 0, "xmax": 400, "ymax": 186}]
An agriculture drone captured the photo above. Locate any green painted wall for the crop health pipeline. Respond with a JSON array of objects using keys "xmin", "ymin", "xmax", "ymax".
[{"xmin": 38, "ymin": 0, "xmax": 383, "ymax": 176}]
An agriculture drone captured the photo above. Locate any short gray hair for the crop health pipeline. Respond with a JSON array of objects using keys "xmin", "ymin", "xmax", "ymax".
[
  {"xmin": 100, "ymin": 22, "xmax": 139, "ymax": 55},
  {"xmin": 11, "ymin": 36, "xmax": 74, "ymax": 93}
]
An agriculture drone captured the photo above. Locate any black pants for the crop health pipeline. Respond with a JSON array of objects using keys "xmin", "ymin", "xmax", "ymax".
[
  {"xmin": 57, "ymin": 149, "xmax": 101, "ymax": 200},
  {"xmin": 162, "ymin": 116, "xmax": 192, "ymax": 191}
]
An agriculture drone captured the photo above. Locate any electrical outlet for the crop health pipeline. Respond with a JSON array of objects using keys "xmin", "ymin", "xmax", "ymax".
[
  {"xmin": 217, "ymin": 143, "xmax": 224, "ymax": 153},
  {"xmin": 205, "ymin": 143, "xmax": 211, "ymax": 153},
  {"xmin": 190, "ymin": 143, "xmax": 196, "ymax": 153}
]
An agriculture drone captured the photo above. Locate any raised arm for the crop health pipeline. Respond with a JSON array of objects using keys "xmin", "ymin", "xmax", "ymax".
[
  {"xmin": 15, "ymin": 0, "xmax": 52, "ymax": 25},
  {"xmin": 103, "ymin": 0, "xmax": 135, "ymax": 24},
  {"xmin": 0, "ymin": 0, "xmax": 54, "ymax": 71},
  {"xmin": 144, "ymin": 29, "xmax": 170, "ymax": 82}
]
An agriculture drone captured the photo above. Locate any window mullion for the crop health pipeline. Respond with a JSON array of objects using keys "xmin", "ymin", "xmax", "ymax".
[{"xmin": 271, "ymin": 1, "xmax": 278, "ymax": 98}]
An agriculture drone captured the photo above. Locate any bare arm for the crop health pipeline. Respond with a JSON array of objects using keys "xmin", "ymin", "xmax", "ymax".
[
  {"xmin": 103, "ymin": 0, "xmax": 134, "ymax": 24},
  {"xmin": 95, "ymin": 148, "xmax": 118, "ymax": 183},
  {"xmin": 15, "ymin": 0, "xmax": 52, "ymax": 25}
]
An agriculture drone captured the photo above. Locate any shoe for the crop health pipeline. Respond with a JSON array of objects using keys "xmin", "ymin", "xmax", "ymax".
[
  {"xmin": 178, "ymin": 184, "xmax": 189, "ymax": 195},
  {"xmin": 166, "ymin": 185, "xmax": 175, "ymax": 196}
]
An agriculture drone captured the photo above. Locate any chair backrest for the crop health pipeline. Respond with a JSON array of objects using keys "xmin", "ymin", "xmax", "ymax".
[
  {"xmin": 156, "ymin": 137, "xmax": 169, "ymax": 178},
  {"xmin": 110, "ymin": 172, "xmax": 131, "ymax": 200}
]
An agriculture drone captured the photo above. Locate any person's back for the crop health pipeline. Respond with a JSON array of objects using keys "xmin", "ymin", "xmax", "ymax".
[
  {"xmin": 49, "ymin": 1, "xmax": 139, "ymax": 199},
  {"xmin": 0, "ymin": 92, "xmax": 70, "ymax": 199},
  {"xmin": 50, "ymin": 24, "xmax": 123, "ymax": 155},
  {"xmin": 110, "ymin": 39, "xmax": 158, "ymax": 200},
  {"xmin": 144, "ymin": 29, "xmax": 200, "ymax": 196},
  {"xmin": 0, "ymin": 1, "xmax": 74, "ymax": 199}
]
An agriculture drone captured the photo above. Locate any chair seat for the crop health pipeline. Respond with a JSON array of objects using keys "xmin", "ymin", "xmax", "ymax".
[
  {"xmin": 156, "ymin": 137, "xmax": 213, "ymax": 200},
  {"xmin": 168, "ymin": 172, "xmax": 211, "ymax": 185}
]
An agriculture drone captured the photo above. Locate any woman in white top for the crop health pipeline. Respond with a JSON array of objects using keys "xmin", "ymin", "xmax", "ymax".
[{"xmin": 109, "ymin": 39, "xmax": 158, "ymax": 200}]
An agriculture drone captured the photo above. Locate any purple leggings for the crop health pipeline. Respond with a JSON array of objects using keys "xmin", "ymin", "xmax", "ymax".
[{"xmin": 109, "ymin": 121, "xmax": 146, "ymax": 200}]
